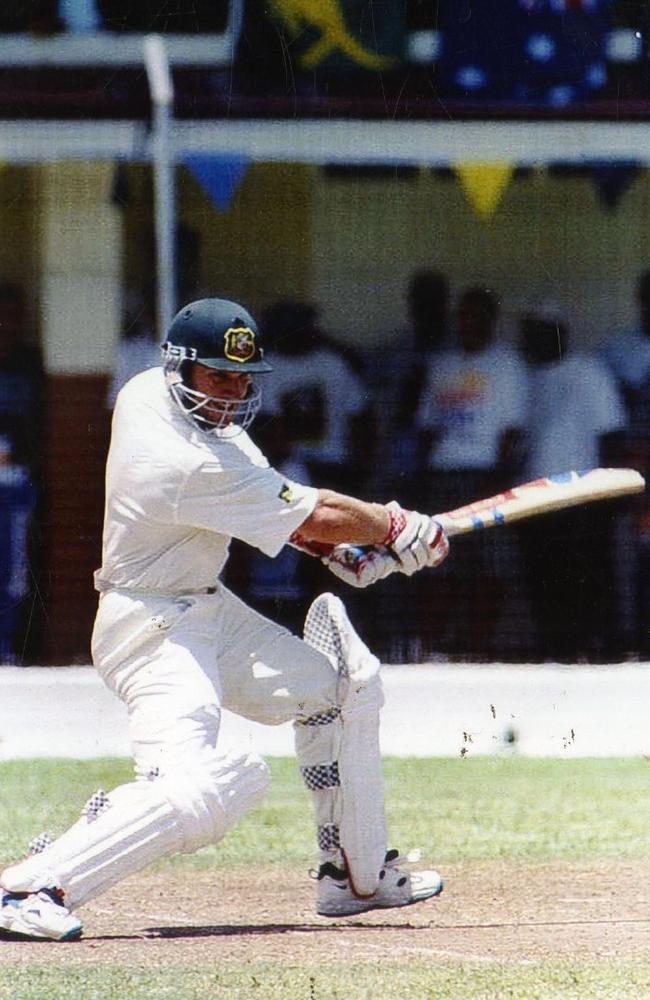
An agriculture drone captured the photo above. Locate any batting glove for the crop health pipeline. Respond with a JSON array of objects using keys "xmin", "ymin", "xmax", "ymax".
[
  {"xmin": 323, "ymin": 503, "xmax": 449, "ymax": 587},
  {"xmin": 382, "ymin": 501, "xmax": 450, "ymax": 576},
  {"xmin": 291, "ymin": 530, "xmax": 399, "ymax": 589},
  {"xmin": 324, "ymin": 544, "xmax": 399, "ymax": 588}
]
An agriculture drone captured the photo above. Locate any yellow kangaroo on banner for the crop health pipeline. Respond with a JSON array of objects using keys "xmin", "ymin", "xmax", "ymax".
[{"xmin": 269, "ymin": 0, "xmax": 396, "ymax": 70}]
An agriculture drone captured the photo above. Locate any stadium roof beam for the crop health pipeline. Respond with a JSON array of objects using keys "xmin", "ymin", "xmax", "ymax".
[
  {"xmin": 1, "ymin": 118, "xmax": 650, "ymax": 166},
  {"xmin": 0, "ymin": 0, "xmax": 243, "ymax": 67},
  {"xmin": 0, "ymin": 31, "xmax": 237, "ymax": 67}
]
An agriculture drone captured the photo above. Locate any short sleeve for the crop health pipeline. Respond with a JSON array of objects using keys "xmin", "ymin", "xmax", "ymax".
[
  {"xmin": 415, "ymin": 362, "xmax": 437, "ymax": 428},
  {"xmin": 500, "ymin": 352, "xmax": 528, "ymax": 426},
  {"xmin": 341, "ymin": 364, "xmax": 370, "ymax": 417},
  {"xmin": 586, "ymin": 359, "xmax": 626, "ymax": 433},
  {"xmin": 176, "ymin": 461, "xmax": 318, "ymax": 558}
]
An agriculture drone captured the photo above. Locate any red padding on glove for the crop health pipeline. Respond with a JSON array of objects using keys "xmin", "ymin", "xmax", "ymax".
[
  {"xmin": 381, "ymin": 505, "xmax": 408, "ymax": 547},
  {"xmin": 429, "ymin": 522, "xmax": 444, "ymax": 549}
]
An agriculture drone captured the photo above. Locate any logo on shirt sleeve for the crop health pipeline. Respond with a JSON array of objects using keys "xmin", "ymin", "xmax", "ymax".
[{"xmin": 279, "ymin": 482, "xmax": 294, "ymax": 503}]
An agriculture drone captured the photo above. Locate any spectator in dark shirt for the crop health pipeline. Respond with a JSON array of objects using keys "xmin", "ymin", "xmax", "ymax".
[
  {"xmin": 0, "ymin": 433, "xmax": 37, "ymax": 665},
  {"xmin": 261, "ymin": 300, "xmax": 375, "ymax": 495},
  {"xmin": 599, "ymin": 271, "xmax": 650, "ymax": 657},
  {"xmin": 366, "ymin": 269, "xmax": 450, "ymax": 500},
  {"xmin": 0, "ymin": 284, "xmax": 44, "ymax": 472}
]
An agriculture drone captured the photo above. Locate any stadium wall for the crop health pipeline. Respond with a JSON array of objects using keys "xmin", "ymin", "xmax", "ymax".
[{"xmin": 1, "ymin": 664, "xmax": 649, "ymax": 760}]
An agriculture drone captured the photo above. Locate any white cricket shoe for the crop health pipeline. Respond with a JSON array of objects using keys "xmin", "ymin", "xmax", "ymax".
[
  {"xmin": 316, "ymin": 849, "xmax": 443, "ymax": 917},
  {"xmin": 0, "ymin": 887, "xmax": 82, "ymax": 941}
]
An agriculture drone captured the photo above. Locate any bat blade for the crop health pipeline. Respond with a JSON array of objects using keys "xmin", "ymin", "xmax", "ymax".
[{"xmin": 434, "ymin": 468, "xmax": 645, "ymax": 539}]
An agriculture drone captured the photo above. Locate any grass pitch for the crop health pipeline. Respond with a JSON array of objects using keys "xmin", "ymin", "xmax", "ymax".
[{"xmin": 2, "ymin": 756, "xmax": 650, "ymax": 999}]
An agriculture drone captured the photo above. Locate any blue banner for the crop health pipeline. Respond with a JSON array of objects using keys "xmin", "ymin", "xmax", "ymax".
[{"xmin": 183, "ymin": 154, "xmax": 250, "ymax": 213}]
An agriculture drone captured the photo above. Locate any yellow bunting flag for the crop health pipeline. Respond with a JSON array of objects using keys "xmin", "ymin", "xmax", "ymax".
[{"xmin": 453, "ymin": 162, "xmax": 514, "ymax": 220}]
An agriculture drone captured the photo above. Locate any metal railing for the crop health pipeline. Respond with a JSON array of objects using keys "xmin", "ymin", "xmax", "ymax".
[
  {"xmin": 0, "ymin": 2, "xmax": 244, "ymax": 333},
  {"xmin": 0, "ymin": 0, "xmax": 243, "ymax": 66},
  {"xmin": 144, "ymin": 35, "xmax": 176, "ymax": 339}
]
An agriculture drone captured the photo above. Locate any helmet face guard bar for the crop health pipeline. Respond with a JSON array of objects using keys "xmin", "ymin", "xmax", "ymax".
[{"xmin": 161, "ymin": 341, "xmax": 197, "ymax": 371}]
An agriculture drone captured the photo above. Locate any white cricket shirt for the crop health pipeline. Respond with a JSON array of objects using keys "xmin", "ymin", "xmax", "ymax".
[
  {"xmin": 416, "ymin": 343, "xmax": 527, "ymax": 469},
  {"xmin": 94, "ymin": 368, "xmax": 318, "ymax": 594},
  {"xmin": 598, "ymin": 328, "xmax": 650, "ymax": 390},
  {"xmin": 524, "ymin": 353, "xmax": 626, "ymax": 479}
]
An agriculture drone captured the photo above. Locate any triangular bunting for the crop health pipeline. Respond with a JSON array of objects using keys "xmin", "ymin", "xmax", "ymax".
[
  {"xmin": 453, "ymin": 161, "xmax": 514, "ymax": 220},
  {"xmin": 590, "ymin": 162, "xmax": 640, "ymax": 211},
  {"xmin": 183, "ymin": 154, "xmax": 250, "ymax": 213}
]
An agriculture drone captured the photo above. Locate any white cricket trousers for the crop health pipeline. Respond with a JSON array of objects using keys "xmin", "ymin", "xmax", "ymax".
[
  {"xmin": 1, "ymin": 583, "xmax": 343, "ymax": 908},
  {"xmin": 92, "ymin": 584, "xmax": 341, "ymax": 776}
]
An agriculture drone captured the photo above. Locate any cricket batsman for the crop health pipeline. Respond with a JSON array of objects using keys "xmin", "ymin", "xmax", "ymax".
[{"xmin": 0, "ymin": 297, "xmax": 449, "ymax": 940}]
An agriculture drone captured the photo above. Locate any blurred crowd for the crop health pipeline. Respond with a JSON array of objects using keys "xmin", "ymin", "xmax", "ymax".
[
  {"xmin": 3, "ymin": 3, "xmax": 650, "ymax": 666},
  {"xmin": 5, "ymin": 269, "xmax": 650, "ymax": 664},
  {"xmin": 220, "ymin": 271, "xmax": 650, "ymax": 665}
]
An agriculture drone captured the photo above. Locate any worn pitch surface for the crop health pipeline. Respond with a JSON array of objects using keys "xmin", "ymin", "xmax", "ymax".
[{"xmin": 2, "ymin": 861, "xmax": 649, "ymax": 964}]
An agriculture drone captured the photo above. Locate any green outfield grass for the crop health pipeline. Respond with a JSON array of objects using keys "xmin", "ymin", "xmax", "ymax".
[
  {"xmin": 2, "ymin": 756, "xmax": 650, "ymax": 1000},
  {"xmin": 4, "ymin": 961, "xmax": 650, "ymax": 1000},
  {"xmin": 2, "ymin": 756, "xmax": 650, "ymax": 868}
]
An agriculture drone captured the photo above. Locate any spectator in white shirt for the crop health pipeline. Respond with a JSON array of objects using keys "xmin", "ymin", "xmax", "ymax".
[
  {"xmin": 519, "ymin": 302, "xmax": 627, "ymax": 661},
  {"xmin": 417, "ymin": 286, "xmax": 527, "ymax": 479},
  {"xmin": 414, "ymin": 286, "xmax": 528, "ymax": 658}
]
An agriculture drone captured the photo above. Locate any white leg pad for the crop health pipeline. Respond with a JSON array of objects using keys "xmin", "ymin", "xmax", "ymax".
[
  {"xmin": 338, "ymin": 673, "xmax": 386, "ymax": 896},
  {"xmin": 1, "ymin": 749, "xmax": 269, "ymax": 908},
  {"xmin": 299, "ymin": 593, "xmax": 387, "ymax": 896}
]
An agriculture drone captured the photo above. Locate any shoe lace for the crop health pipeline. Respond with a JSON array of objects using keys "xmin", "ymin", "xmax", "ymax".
[
  {"xmin": 311, "ymin": 849, "xmax": 423, "ymax": 882},
  {"xmin": 310, "ymin": 860, "xmax": 347, "ymax": 882},
  {"xmin": 383, "ymin": 848, "xmax": 421, "ymax": 870}
]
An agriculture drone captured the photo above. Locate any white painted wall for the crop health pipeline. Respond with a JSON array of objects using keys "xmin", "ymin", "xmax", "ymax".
[
  {"xmin": 1, "ymin": 664, "xmax": 649, "ymax": 760},
  {"xmin": 310, "ymin": 167, "xmax": 650, "ymax": 349},
  {"xmin": 39, "ymin": 162, "xmax": 122, "ymax": 374}
]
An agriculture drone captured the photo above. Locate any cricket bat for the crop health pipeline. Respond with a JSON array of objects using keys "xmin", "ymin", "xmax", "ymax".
[{"xmin": 433, "ymin": 468, "xmax": 645, "ymax": 538}]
